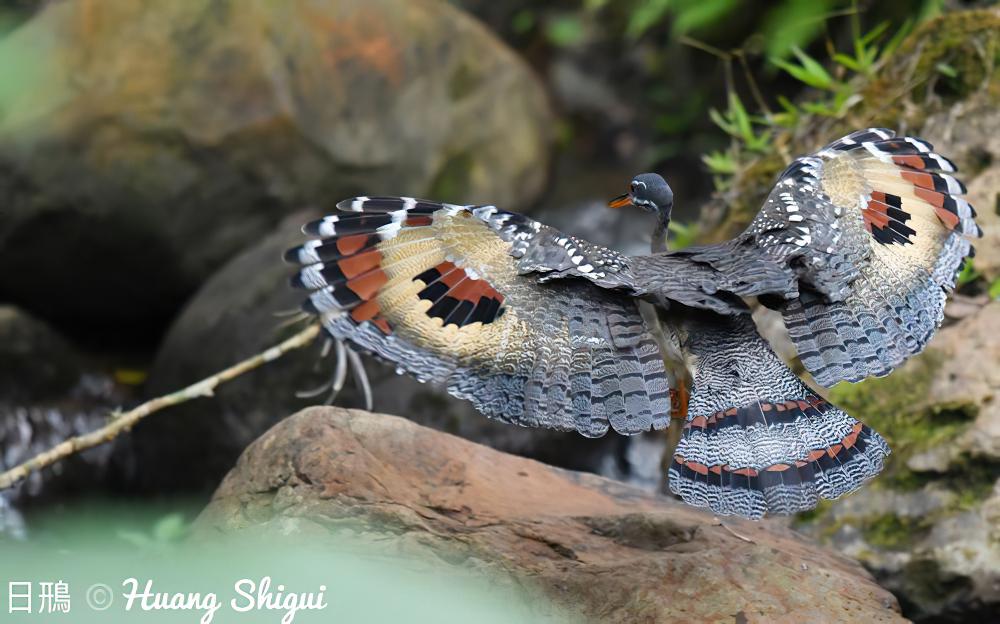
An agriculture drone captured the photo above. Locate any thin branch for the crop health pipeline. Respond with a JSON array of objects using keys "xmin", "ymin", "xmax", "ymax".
[
  {"xmin": 678, "ymin": 35, "xmax": 731, "ymax": 62},
  {"xmin": 0, "ymin": 323, "xmax": 322, "ymax": 491},
  {"xmin": 736, "ymin": 51, "xmax": 773, "ymax": 119}
]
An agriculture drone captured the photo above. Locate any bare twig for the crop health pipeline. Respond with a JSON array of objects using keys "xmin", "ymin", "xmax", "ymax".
[
  {"xmin": 714, "ymin": 518, "xmax": 756, "ymax": 543},
  {"xmin": 0, "ymin": 323, "xmax": 322, "ymax": 491}
]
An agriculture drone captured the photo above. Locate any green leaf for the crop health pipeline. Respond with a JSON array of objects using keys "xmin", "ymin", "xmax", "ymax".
[
  {"xmin": 708, "ymin": 107, "xmax": 735, "ymax": 136},
  {"xmin": 917, "ymin": 0, "xmax": 944, "ymax": 23},
  {"xmin": 859, "ymin": 21, "xmax": 891, "ymax": 47},
  {"xmin": 935, "ymin": 62, "xmax": 958, "ymax": 78},
  {"xmin": 772, "ymin": 45, "xmax": 838, "ymax": 91},
  {"xmin": 881, "ymin": 18, "xmax": 913, "ymax": 59},
  {"xmin": 746, "ymin": 129, "xmax": 773, "ymax": 153},
  {"xmin": 545, "ymin": 14, "xmax": 585, "ymax": 47},
  {"xmin": 671, "ymin": 0, "xmax": 739, "ymax": 35},
  {"xmin": 773, "ymin": 56, "xmax": 832, "ymax": 90},
  {"xmin": 511, "ymin": 10, "xmax": 535, "ymax": 35},
  {"xmin": 833, "ymin": 53, "xmax": 861, "ymax": 72},
  {"xmin": 791, "ymin": 46, "xmax": 835, "ymax": 89},
  {"xmin": 728, "ymin": 92, "xmax": 753, "ymax": 141},
  {"xmin": 702, "ymin": 150, "xmax": 737, "ymax": 174},
  {"xmin": 626, "ymin": 0, "xmax": 673, "ymax": 39},
  {"xmin": 759, "ymin": 0, "xmax": 834, "ymax": 60},
  {"xmin": 989, "ymin": 279, "xmax": 1000, "ymax": 300},
  {"xmin": 956, "ymin": 262, "xmax": 980, "ymax": 287},
  {"xmin": 668, "ymin": 220, "xmax": 700, "ymax": 250}
]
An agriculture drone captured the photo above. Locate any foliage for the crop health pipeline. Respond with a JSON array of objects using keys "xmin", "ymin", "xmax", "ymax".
[
  {"xmin": 693, "ymin": 6, "xmax": 945, "ymax": 200},
  {"xmin": 545, "ymin": 13, "xmax": 585, "ymax": 47},
  {"xmin": 625, "ymin": 0, "xmax": 740, "ymax": 41},
  {"xmin": 708, "ymin": 92, "xmax": 772, "ymax": 152},
  {"xmin": 667, "ymin": 220, "xmax": 699, "ymax": 249},
  {"xmin": 861, "ymin": 513, "xmax": 931, "ymax": 550},
  {"xmin": 990, "ymin": 278, "xmax": 1000, "ymax": 300},
  {"xmin": 956, "ymin": 262, "xmax": 980, "ymax": 288}
]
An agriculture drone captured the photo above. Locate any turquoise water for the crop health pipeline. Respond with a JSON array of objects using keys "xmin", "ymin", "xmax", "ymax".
[{"xmin": 1, "ymin": 500, "xmax": 572, "ymax": 624}]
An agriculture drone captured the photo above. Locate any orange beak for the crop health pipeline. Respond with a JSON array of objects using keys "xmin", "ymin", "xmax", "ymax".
[{"xmin": 608, "ymin": 193, "xmax": 632, "ymax": 209}]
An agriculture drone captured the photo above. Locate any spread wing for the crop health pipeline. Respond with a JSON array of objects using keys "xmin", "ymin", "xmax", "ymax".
[
  {"xmin": 285, "ymin": 198, "xmax": 673, "ymax": 437},
  {"xmin": 654, "ymin": 128, "xmax": 980, "ymax": 386}
]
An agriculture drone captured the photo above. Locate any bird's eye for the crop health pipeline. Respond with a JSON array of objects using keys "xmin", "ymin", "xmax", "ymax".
[{"xmin": 630, "ymin": 181, "xmax": 638, "ymax": 192}]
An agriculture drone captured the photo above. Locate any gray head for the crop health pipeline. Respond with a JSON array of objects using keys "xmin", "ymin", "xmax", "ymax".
[
  {"xmin": 608, "ymin": 173, "xmax": 673, "ymax": 219},
  {"xmin": 609, "ymin": 173, "xmax": 674, "ymax": 253}
]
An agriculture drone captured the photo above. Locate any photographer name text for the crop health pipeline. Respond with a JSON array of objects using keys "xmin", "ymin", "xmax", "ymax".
[{"xmin": 122, "ymin": 576, "xmax": 327, "ymax": 624}]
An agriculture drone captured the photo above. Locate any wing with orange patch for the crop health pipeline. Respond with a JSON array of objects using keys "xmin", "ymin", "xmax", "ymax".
[
  {"xmin": 731, "ymin": 128, "xmax": 980, "ymax": 386},
  {"xmin": 286, "ymin": 197, "xmax": 674, "ymax": 437}
]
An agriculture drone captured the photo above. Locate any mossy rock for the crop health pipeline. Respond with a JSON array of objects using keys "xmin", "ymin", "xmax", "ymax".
[
  {"xmin": 697, "ymin": 7, "xmax": 1000, "ymax": 240},
  {"xmin": 0, "ymin": 0, "xmax": 553, "ymax": 342}
]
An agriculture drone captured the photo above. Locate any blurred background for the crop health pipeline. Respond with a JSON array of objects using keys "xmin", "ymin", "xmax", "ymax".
[{"xmin": 0, "ymin": 0, "xmax": 998, "ymax": 621}]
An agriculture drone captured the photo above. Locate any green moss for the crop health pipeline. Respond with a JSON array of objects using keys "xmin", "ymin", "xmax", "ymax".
[
  {"xmin": 860, "ymin": 513, "xmax": 930, "ymax": 551},
  {"xmin": 827, "ymin": 352, "xmax": 979, "ymax": 482},
  {"xmin": 863, "ymin": 9, "xmax": 1000, "ymax": 125},
  {"xmin": 831, "ymin": 352, "xmax": 951, "ymax": 454}
]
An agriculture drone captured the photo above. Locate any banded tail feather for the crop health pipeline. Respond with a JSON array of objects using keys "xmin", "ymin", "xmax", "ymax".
[
  {"xmin": 286, "ymin": 196, "xmax": 674, "ymax": 437},
  {"xmin": 667, "ymin": 313, "xmax": 889, "ymax": 518}
]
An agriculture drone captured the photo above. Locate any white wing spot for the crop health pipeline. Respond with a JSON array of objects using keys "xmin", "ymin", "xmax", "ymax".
[{"xmin": 350, "ymin": 196, "xmax": 369, "ymax": 212}]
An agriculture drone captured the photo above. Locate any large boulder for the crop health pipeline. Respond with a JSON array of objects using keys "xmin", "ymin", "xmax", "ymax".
[
  {"xmin": 0, "ymin": 305, "xmax": 79, "ymax": 403},
  {"xmin": 194, "ymin": 406, "xmax": 904, "ymax": 623},
  {"xmin": 797, "ymin": 301, "xmax": 1000, "ymax": 621},
  {"xmin": 130, "ymin": 212, "xmax": 621, "ymax": 492},
  {"xmin": 0, "ymin": 0, "xmax": 552, "ymax": 340}
]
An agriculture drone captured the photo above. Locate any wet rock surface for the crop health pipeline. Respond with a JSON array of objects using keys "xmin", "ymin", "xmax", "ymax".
[
  {"xmin": 797, "ymin": 301, "xmax": 1000, "ymax": 621},
  {"xmin": 194, "ymin": 406, "xmax": 904, "ymax": 624},
  {"xmin": 0, "ymin": 0, "xmax": 552, "ymax": 342}
]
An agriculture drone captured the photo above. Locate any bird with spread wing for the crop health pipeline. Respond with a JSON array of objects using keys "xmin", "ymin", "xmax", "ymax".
[{"xmin": 285, "ymin": 129, "xmax": 980, "ymax": 519}]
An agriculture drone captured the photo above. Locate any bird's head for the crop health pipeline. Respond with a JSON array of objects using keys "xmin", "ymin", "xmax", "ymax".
[
  {"xmin": 608, "ymin": 173, "xmax": 673, "ymax": 218},
  {"xmin": 608, "ymin": 173, "xmax": 674, "ymax": 253}
]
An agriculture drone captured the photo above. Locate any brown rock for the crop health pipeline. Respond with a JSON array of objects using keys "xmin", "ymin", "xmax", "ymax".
[
  {"xmin": 0, "ymin": 0, "xmax": 552, "ymax": 339},
  {"xmin": 195, "ymin": 406, "xmax": 903, "ymax": 623},
  {"xmin": 930, "ymin": 300, "xmax": 1000, "ymax": 460},
  {"xmin": 798, "ymin": 301, "xmax": 1000, "ymax": 620}
]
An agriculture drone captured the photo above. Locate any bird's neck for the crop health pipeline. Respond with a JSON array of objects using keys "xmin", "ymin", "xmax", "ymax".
[{"xmin": 651, "ymin": 214, "xmax": 670, "ymax": 253}]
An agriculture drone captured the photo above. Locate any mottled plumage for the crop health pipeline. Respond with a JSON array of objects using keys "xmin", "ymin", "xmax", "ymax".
[{"xmin": 285, "ymin": 129, "xmax": 979, "ymax": 519}]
